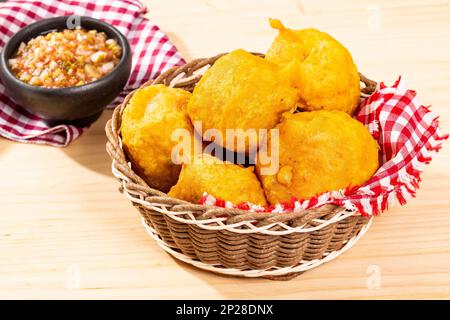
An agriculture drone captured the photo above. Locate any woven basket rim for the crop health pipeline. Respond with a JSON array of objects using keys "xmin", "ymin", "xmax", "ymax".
[{"xmin": 105, "ymin": 52, "xmax": 377, "ymax": 234}]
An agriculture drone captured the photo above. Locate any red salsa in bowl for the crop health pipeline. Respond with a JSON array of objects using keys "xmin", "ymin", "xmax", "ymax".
[
  {"xmin": 0, "ymin": 16, "xmax": 132, "ymax": 126},
  {"xmin": 8, "ymin": 27, "xmax": 122, "ymax": 88}
]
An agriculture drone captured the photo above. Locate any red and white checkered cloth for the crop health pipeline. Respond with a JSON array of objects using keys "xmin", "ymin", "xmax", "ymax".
[
  {"xmin": 199, "ymin": 77, "xmax": 449, "ymax": 216},
  {"xmin": 0, "ymin": 0, "xmax": 185, "ymax": 147}
]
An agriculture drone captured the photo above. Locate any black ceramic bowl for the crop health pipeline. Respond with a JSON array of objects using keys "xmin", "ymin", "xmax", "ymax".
[{"xmin": 0, "ymin": 16, "xmax": 132, "ymax": 126}]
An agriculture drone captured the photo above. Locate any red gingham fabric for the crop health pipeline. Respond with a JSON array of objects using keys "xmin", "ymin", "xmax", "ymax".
[
  {"xmin": 0, "ymin": 0, "xmax": 185, "ymax": 147},
  {"xmin": 199, "ymin": 77, "xmax": 449, "ymax": 216}
]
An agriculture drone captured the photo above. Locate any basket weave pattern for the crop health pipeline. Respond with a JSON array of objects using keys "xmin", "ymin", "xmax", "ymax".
[{"xmin": 105, "ymin": 53, "xmax": 377, "ymax": 279}]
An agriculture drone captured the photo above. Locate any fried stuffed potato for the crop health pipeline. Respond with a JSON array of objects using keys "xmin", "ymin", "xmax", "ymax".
[
  {"xmin": 256, "ymin": 111, "xmax": 379, "ymax": 203},
  {"xmin": 121, "ymin": 84, "xmax": 194, "ymax": 193},
  {"xmin": 187, "ymin": 49, "xmax": 299, "ymax": 153},
  {"xmin": 266, "ymin": 19, "xmax": 361, "ymax": 115},
  {"xmin": 169, "ymin": 154, "xmax": 267, "ymax": 206}
]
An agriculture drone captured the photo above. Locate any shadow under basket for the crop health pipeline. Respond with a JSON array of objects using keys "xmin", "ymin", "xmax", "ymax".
[{"xmin": 105, "ymin": 53, "xmax": 378, "ymax": 280}]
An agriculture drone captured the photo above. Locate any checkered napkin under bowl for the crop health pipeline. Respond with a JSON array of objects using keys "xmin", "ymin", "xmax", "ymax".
[{"xmin": 0, "ymin": 0, "xmax": 184, "ymax": 147}]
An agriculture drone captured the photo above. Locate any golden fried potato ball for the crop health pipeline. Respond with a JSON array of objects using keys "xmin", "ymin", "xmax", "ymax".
[
  {"xmin": 256, "ymin": 111, "xmax": 379, "ymax": 204},
  {"xmin": 121, "ymin": 84, "xmax": 194, "ymax": 193},
  {"xmin": 168, "ymin": 154, "xmax": 267, "ymax": 206},
  {"xmin": 266, "ymin": 19, "xmax": 361, "ymax": 115},
  {"xmin": 187, "ymin": 49, "xmax": 299, "ymax": 153}
]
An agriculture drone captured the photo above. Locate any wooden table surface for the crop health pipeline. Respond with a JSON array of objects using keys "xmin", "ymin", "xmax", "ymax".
[{"xmin": 1, "ymin": 0, "xmax": 450, "ymax": 299}]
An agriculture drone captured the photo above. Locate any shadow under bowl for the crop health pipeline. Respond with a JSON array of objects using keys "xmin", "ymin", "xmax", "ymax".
[{"xmin": 0, "ymin": 16, "xmax": 132, "ymax": 126}]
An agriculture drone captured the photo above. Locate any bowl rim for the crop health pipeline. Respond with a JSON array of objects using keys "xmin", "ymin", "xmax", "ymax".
[{"xmin": 0, "ymin": 15, "xmax": 131, "ymax": 93}]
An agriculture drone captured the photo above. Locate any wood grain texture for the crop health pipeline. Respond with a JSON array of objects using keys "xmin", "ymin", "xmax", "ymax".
[{"xmin": 1, "ymin": 0, "xmax": 449, "ymax": 299}]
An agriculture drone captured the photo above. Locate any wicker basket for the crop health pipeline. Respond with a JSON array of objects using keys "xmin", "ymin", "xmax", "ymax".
[{"xmin": 105, "ymin": 53, "xmax": 378, "ymax": 280}]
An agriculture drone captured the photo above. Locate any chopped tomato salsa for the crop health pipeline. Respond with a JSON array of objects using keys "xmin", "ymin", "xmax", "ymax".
[{"xmin": 9, "ymin": 28, "xmax": 122, "ymax": 88}]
